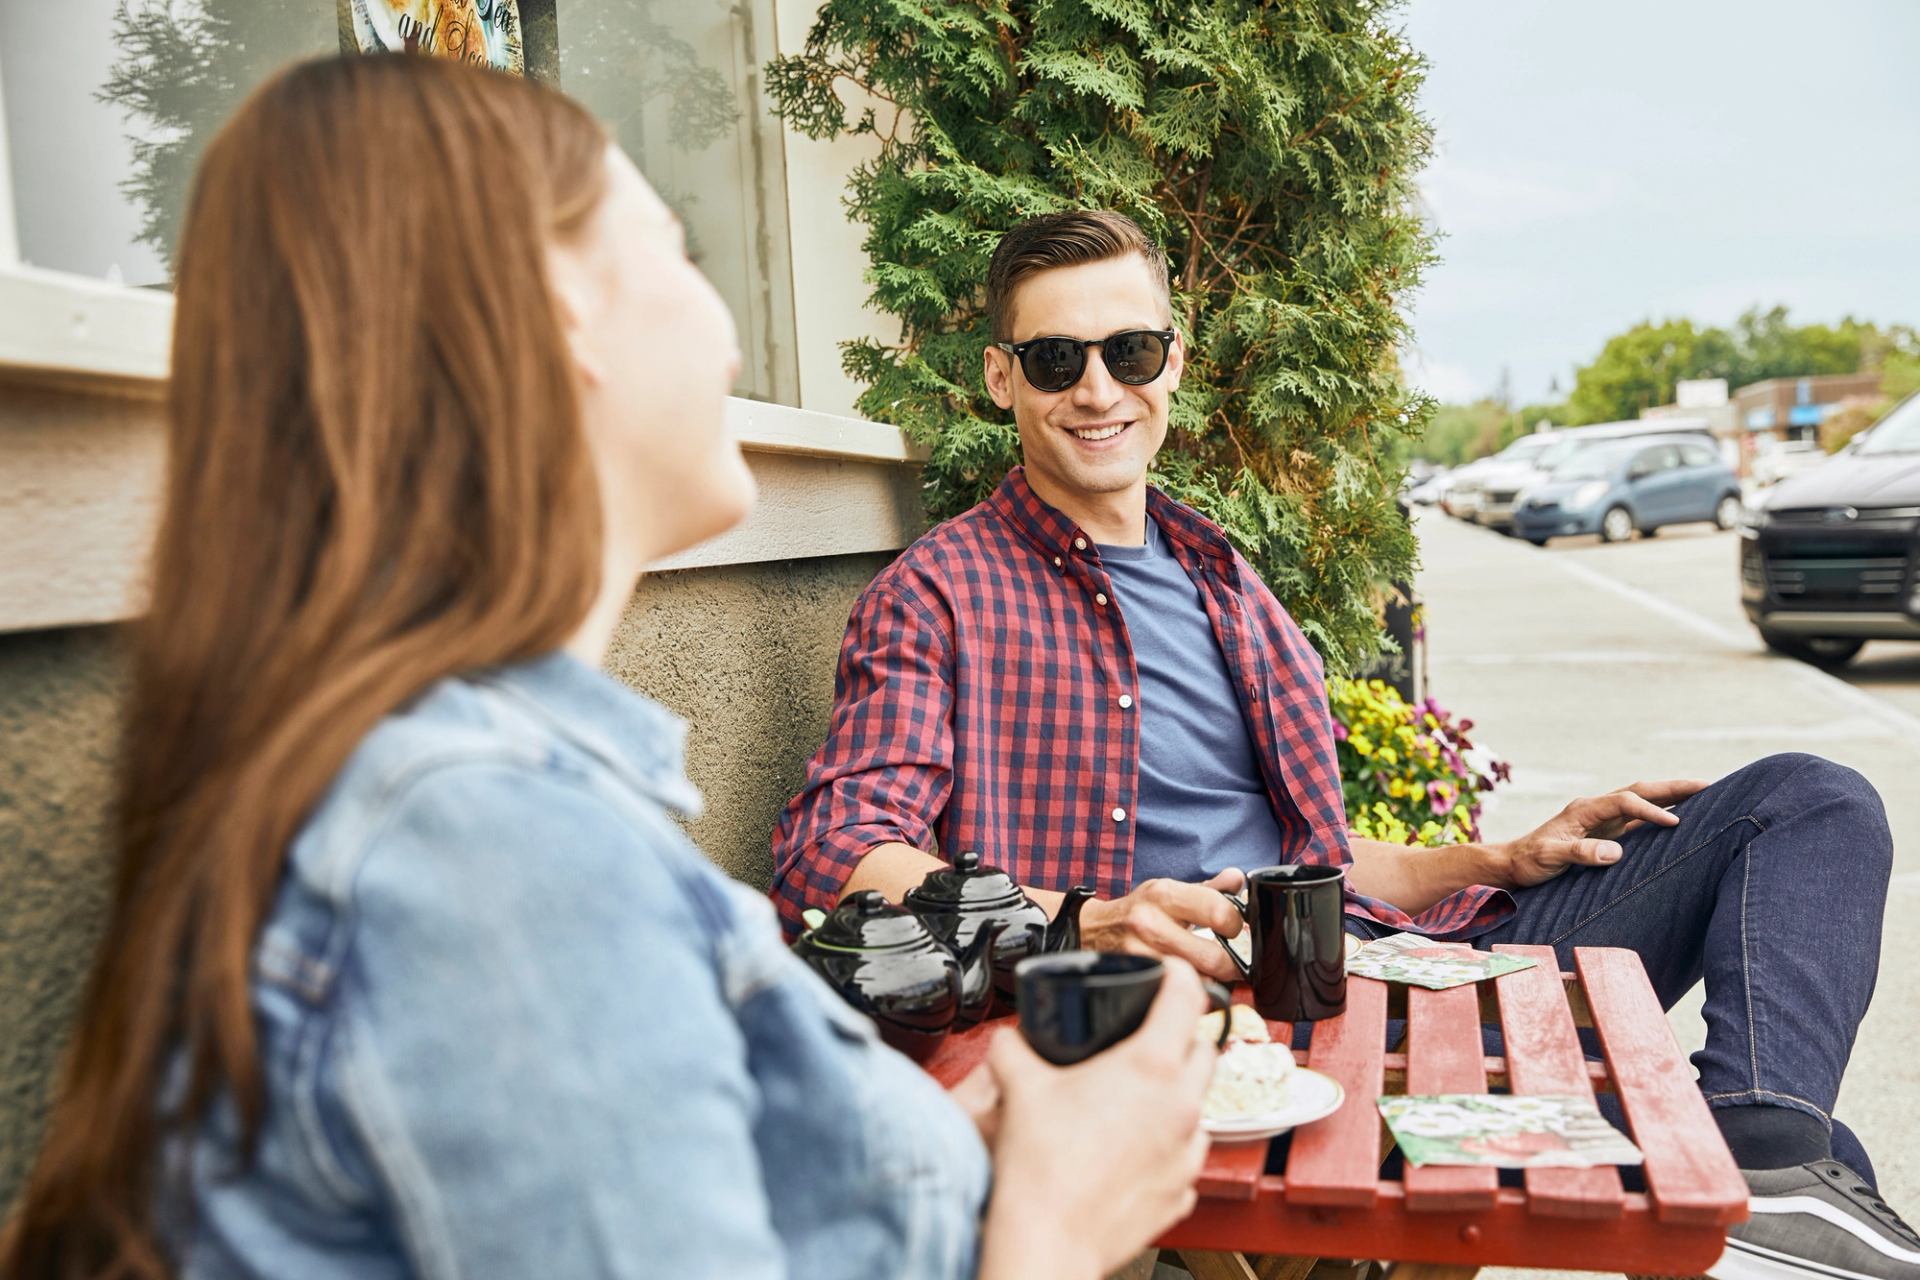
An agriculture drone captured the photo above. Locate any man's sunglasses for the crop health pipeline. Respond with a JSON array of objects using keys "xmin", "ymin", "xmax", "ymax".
[{"xmin": 995, "ymin": 328, "xmax": 1177, "ymax": 394}]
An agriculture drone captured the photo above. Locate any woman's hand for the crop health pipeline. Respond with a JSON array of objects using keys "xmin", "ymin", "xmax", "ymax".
[
  {"xmin": 949, "ymin": 1060, "xmax": 1002, "ymax": 1147},
  {"xmin": 976, "ymin": 959, "xmax": 1217, "ymax": 1280}
]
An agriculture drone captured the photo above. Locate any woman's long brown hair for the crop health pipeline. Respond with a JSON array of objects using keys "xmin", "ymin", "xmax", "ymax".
[{"xmin": 2, "ymin": 56, "xmax": 609, "ymax": 1278}]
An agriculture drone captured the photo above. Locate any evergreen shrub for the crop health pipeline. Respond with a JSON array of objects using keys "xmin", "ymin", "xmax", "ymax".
[{"xmin": 770, "ymin": 0, "xmax": 1437, "ymax": 671}]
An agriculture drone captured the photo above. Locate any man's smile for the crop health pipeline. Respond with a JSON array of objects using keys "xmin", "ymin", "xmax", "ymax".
[{"xmin": 1062, "ymin": 418, "xmax": 1133, "ymax": 444}]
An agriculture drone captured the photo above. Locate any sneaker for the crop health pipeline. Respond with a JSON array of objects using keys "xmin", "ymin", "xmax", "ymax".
[{"xmin": 1709, "ymin": 1160, "xmax": 1920, "ymax": 1280}]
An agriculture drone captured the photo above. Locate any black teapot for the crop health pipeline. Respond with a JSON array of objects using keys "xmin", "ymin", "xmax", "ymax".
[
  {"xmin": 903, "ymin": 851, "xmax": 1095, "ymax": 1003},
  {"xmin": 792, "ymin": 891, "xmax": 1005, "ymax": 1063}
]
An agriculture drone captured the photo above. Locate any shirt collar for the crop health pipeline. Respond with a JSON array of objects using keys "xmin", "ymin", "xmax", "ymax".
[
  {"xmin": 988, "ymin": 465, "xmax": 1239, "ymax": 574},
  {"xmin": 472, "ymin": 651, "xmax": 705, "ymax": 819}
]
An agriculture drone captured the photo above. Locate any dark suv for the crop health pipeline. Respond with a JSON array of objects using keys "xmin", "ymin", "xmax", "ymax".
[{"xmin": 1741, "ymin": 392, "xmax": 1920, "ymax": 667}]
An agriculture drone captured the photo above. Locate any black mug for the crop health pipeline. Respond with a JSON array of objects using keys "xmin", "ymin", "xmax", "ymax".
[
  {"xmin": 1016, "ymin": 951, "xmax": 1232, "ymax": 1066},
  {"xmin": 1216, "ymin": 864, "xmax": 1347, "ymax": 1022}
]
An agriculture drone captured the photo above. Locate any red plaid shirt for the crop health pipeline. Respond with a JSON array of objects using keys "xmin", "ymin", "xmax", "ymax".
[{"xmin": 770, "ymin": 468, "xmax": 1511, "ymax": 940}]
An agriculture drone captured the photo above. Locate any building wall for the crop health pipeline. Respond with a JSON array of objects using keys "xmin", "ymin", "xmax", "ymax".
[
  {"xmin": 0, "ymin": 548, "xmax": 893, "ymax": 1210},
  {"xmin": 0, "ymin": 623, "xmax": 124, "ymax": 1212},
  {"xmin": 1731, "ymin": 372, "xmax": 1883, "ymax": 442}
]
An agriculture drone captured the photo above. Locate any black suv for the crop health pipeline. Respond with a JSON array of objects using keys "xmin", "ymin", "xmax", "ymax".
[{"xmin": 1741, "ymin": 392, "xmax": 1920, "ymax": 667}]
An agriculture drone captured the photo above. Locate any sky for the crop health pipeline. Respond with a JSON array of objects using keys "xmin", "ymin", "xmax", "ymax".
[{"xmin": 1398, "ymin": 0, "xmax": 1920, "ymax": 407}]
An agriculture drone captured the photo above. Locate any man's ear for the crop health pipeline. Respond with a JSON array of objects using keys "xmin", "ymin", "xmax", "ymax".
[
  {"xmin": 984, "ymin": 344, "xmax": 1016, "ymax": 411},
  {"xmin": 1163, "ymin": 329, "xmax": 1185, "ymax": 396},
  {"xmin": 546, "ymin": 247, "xmax": 606, "ymax": 389}
]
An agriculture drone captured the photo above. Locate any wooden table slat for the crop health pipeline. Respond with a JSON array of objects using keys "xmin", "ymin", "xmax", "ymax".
[
  {"xmin": 921, "ymin": 1017, "xmax": 997, "ymax": 1090},
  {"xmin": 1196, "ymin": 1132, "xmax": 1271, "ymax": 1201},
  {"xmin": 1283, "ymin": 977, "xmax": 1388, "ymax": 1207},
  {"xmin": 1490, "ymin": 944, "xmax": 1627, "ymax": 1219},
  {"xmin": 1402, "ymin": 976, "xmax": 1500, "ymax": 1212},
  {"xmin": 1574, "ymin": 947, "xmax": 1748, "ymax": 1227},
  {"xmin": 1193, "ymin": 1014, "xmax": 1297, "ymax": 1199}
]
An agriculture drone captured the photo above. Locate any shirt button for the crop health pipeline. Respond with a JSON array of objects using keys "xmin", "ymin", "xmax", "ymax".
[
  {"xmin": 1118, "ymin": 694, "xmax": 1134, "ymax": 709},
  {"xmin": 1095, "ymin": 592, "xmax": 1109, "ymax": 606},
  {"xmin": 1053, "ymin": 556, "xmax": 1063, "ymax": 568},
  {"xmin": 1112, "ymin": 807, "xmax": 1128, "ymax": 823},
  {"xmin": 1074, "ymin": 537, "xmax": 1088, "ymax": 551}
]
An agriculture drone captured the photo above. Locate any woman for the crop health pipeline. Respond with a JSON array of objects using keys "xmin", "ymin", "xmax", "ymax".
[{"xmin": 1, "ymin": 55, "xmax": 1214, "ymax": 1280}]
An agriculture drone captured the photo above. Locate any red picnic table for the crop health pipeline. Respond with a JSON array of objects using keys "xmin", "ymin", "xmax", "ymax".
[{"xmin": 925, "ymin": 944, "xmax": 1749, "ymax": 1279}]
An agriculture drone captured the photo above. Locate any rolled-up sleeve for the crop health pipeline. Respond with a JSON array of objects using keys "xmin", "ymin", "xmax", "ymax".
[
  {"xmin": 769, "ymin": 586, "xmax": 955, "ymax": 935},
  {"xmin": 337, "ymin": 765, "xmax": 787, "ymax": 1280}
]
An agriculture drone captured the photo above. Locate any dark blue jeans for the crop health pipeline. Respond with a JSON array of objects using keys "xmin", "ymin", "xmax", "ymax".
[{"xmin": 1353, "ymin": 752, "xmax": 1894, "ymax": 1179}]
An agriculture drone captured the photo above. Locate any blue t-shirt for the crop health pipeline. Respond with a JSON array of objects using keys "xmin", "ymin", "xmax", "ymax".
[{"xmin": 1098, "ymin": 518, "xmax": 1288, "ymax": 886}]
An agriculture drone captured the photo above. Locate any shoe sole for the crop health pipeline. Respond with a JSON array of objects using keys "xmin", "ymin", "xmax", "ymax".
[{"xmin": 1709, "ymin": 1237, "xmax": 1884, "ymax": 1280}]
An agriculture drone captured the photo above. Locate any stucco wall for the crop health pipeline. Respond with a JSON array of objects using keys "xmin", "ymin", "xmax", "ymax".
[
  {"xmin": 0, "ymin": 623, "xmax": 124, "ymax": 1212},
  {"xmin": 0, "ymin": 549, "xmax": 891, "ymax": 1211}
]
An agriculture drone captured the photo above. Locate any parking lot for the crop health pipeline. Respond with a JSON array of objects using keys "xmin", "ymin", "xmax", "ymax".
[
  {"xmin": 1415, "ymin": 506, "xmax": 1920, "ymax": 1280},
  {"xmin": 1475, "ymin": 509, "xmax": 1920, "ymax": 720}
]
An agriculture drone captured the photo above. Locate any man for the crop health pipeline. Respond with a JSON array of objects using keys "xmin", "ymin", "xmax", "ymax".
[{"xmin": 771, "ymin": 210, "xmax": 1913, "ymax": 1278}]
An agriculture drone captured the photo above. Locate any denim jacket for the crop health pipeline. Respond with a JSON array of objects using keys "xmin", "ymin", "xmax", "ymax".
[{"xmin": 169, "ymin": 653, "xmax": 990, "ymax": 1278}]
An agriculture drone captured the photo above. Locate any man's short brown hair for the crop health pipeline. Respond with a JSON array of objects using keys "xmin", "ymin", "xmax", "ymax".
[{"xmin": 985, "ymin": 210, "xmax": 1171, "ymax": 343}]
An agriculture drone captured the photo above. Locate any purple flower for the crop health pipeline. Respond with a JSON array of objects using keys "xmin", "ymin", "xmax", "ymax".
[{"xmin": 1332, "ymin": 719, "xmax": 1349, "ymax": 741}]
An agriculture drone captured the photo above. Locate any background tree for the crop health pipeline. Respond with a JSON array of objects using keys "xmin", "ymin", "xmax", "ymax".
[
  {"xmin": 1555, "ymin": 305, "xmax": 1910, "ymax": 427},
  {"xmin": 768, "ymin": 0, "xmax": 1436, "ymax": 671},
  {"xmin": 1723, "ymin": 305, "xmax": 1862, "ymax": 387},
  {"xmin": 1563, "ymin": 319, "xmax": 1728, "ymax": 424},
  {"xmin": 1416, "ymin": 399, "xmax": 1509, "ymax": 466}
]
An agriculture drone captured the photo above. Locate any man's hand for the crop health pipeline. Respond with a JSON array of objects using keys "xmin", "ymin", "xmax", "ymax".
[
  {"xmin": 1075, "ymin": 868, "xmax": 1248, "ymax": 983},
  {"xmin": 1494, "ymin": 779, "xmax": 1709, "ymax": 889}
]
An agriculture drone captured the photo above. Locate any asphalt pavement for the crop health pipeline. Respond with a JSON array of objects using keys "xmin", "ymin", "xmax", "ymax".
[{"xmin": 1415, "ymin": 506, "xmax": 1920, "ymax": 1280}]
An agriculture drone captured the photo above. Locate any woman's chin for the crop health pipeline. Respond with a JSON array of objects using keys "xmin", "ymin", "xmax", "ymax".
[{"xmin": 647, "ymin": 459, "xmax": 757, "ymax": 564}]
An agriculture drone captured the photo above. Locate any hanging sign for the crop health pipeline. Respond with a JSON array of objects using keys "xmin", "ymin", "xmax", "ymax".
[{"xmin": 339, "ymin": 0, "xmax": 559, "ymax": 85}]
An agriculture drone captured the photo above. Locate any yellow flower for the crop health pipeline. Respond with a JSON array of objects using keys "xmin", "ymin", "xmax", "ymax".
[
  {"xmin": 1387, "ymin": 777, "xmax": 1406, "ymax": 798},
  {"xmin": 1378, "ymin": 746, "xmax": 1398, "ymax": 766}
]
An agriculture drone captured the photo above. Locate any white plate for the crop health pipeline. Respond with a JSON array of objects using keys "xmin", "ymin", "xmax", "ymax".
[{"xmin": 1203, "ymin": 1067, "xmax": 1346, "ymax": 1143}]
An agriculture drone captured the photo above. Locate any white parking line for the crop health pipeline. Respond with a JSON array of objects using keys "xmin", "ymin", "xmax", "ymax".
[{"xmin": 1542, "ymin": 553, "xmax": 1920, "ymax": 742}]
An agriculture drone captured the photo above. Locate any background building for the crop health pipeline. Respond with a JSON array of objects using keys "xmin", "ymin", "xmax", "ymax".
[{"xmin": 1731, "ymin": 372, "xmax": 1884, "ymax": 447}]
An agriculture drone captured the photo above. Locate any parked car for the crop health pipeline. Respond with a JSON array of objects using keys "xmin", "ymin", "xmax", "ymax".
[
  {"xmin": 1749, "ymin": 438, "xmax": 1828, "ymax": 488},
  {"xmin": 1478, "ymin": 418, "xmax": 1716, "ymax": 534},
  {"xmin": 1511, "ymin": 435, "xmax": 1742, "ymax": 546},
  {"xmin": 1405, "ymin": 467, "xmax": 1450, "ymax": 506},
  {"xmin": 1443, "ymin": 433, "xmax": 1559, "ymax": 520},
  {"xmin": 1740, "ymin": 391, "xmax": 1920, "ymax": 668}
]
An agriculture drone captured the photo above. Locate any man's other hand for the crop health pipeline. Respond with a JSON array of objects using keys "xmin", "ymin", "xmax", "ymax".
[
  {"xmin": 1496, "ymin": 779, "xmax": 1709, "ymax": 889},
  {"xmin": 1076, "ymin": 868, "xmax": 1248, "ymax": 983}
]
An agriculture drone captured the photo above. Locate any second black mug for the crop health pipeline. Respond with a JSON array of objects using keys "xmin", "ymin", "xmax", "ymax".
[{"xmin": 1216, "ymin": 864, "xmax": 1347, "ymax": 1022}]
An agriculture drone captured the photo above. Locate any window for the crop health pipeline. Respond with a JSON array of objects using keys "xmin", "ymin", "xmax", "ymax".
[
  {"xmin": 1679, "ymin": 442, "xmax": 1717, "ymax": 468},
  {"xmin": 0, "ymin": 1, "xmax": 799, "ymax": 402},
  {"xmin": 0, "ymin": 3, "xmax": 334, "ymax": 287},
  {"xmin": 1631, "ymin": 445, "xmax": 1679, "ymax": 478},
  {"xmin": 1856, "ymin": 392, "xmax": 1920, "ymax": 456}
]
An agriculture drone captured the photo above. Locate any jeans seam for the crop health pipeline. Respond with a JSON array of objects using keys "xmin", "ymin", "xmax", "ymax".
[
  {"xmin": 1544, "ymin": 813, "xmax": 1764, "ymax": 949},
  {"xmin": 1703, "ymin": 1088, "xmax": 1833, "ymax": 1122},
  {"xmin": 1741, "ymin": 826, "xmax": 1761, "ymax": 1097}
]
